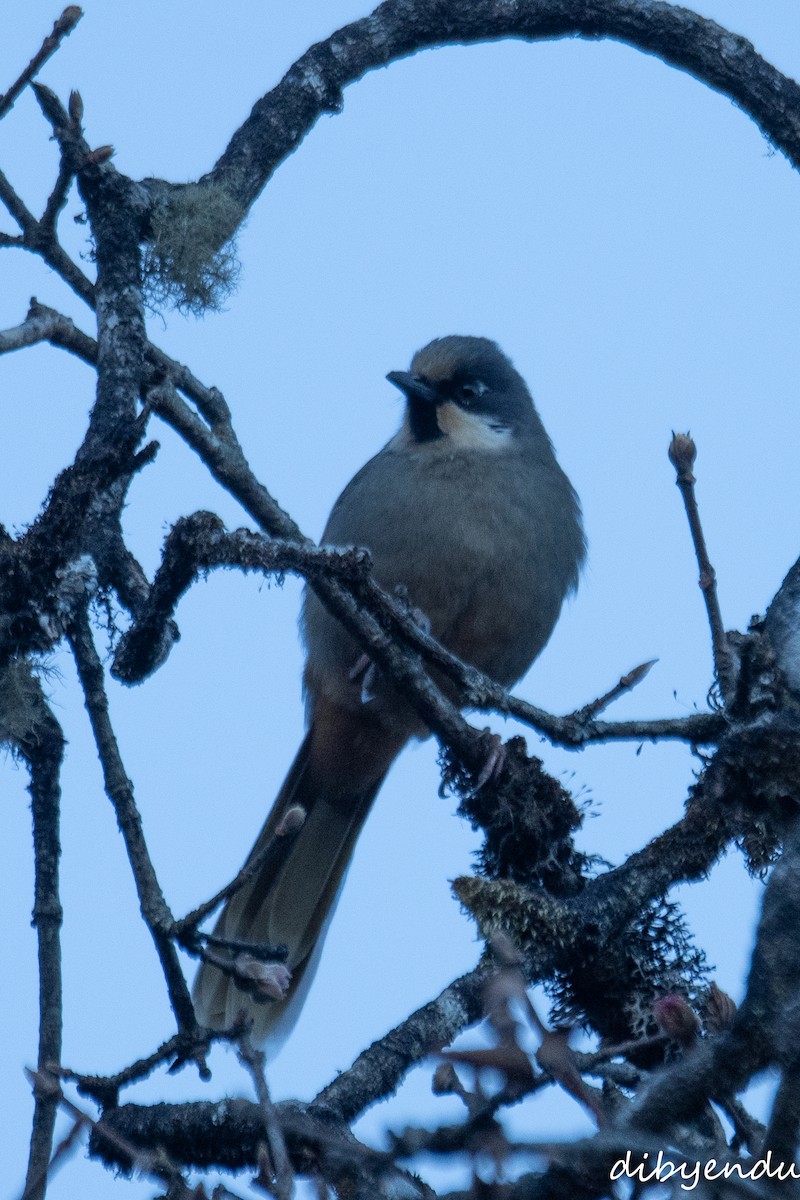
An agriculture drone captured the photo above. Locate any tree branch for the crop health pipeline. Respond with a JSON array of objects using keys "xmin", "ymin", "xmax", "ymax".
[
  {"xmin": 313, "ymin": 966, "xmax": 489, "ymax": 1124},
  {"xmin": 16, "ymin": 684, "xmax": 65, "ymax": 1200},
  {"xmin": 196, "ymin": 0, "xmax": 800, "ymax": 231},
  {"xmin": 66, "ymin": 611, "xmax": 198, "ymax": 1035},
  {"xmin": 0, "ymin": 7, "xmax": 83, "ymax": 122}
]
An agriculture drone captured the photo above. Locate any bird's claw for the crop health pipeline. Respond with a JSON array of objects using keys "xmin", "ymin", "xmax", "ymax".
[
  {"xmin": 349, "ymin": 653, "xmax": 378, "ymax": 703},
  {"xmin": 472, "ymin": 730, "xmax": 506, "ymax": 792}
]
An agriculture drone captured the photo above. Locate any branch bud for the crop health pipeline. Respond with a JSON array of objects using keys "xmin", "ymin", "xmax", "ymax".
[
  {"xmin": 668, "ymin": 432, "xmax": 697, "ymax": 482},
  {"xmin": 57, "ymin": 7, "xmax": 83, "ymax": 34},
  {"xmin": 431, "ymin": 1062, "xmax": 461, "ymax": 1096},
  {"xmin": 652, "ymin": 993, "xmax": 700, "ymax": 1047},
  {"xmin": 702, "ymin": 981, "xmax": 737, "ymax": 1033},
  {"xmin": 68, "ymin": 89, "xmax": 84, "ymax": 124},
  {"xmin": 82, "ymin": 144, "xmax": 114, "ymax": 168},
  {"xmin": 275, "ymin": 805, "xmax": 306, "ymax": 837}
]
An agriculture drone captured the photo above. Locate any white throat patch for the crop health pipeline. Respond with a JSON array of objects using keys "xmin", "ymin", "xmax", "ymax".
[
  {"xmin": 390, "ymin": 402, "xmax": 513, "ymax": 451},
  {"xmin": 435, "ymin": 401, "xmax": 513, "ymax": 448}
]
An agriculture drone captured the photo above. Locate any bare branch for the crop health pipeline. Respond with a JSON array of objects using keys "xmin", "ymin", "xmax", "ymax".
[
  {"xmin": 40, "ymin": 155, "xmax": 76, "ymax": 237},
  {"xmin": 237, "ymin": 1042, "xmax": 295, "ymax": 1200},
  {"xmin": 313, "ymin": 966, "xmax": 488, "ymax": 1123},
  {"xmin": 23, "ymin": 1070, "xmax": 200, "ymax": 1200},
  {"xmin": 570, "ymin": 659, "xmax": 657, "ymax": 722},
  {"xmin": 66, "ymin": 611, "xmax": 198, "ymax": 1035},
  {"xmin": 15, "ymin": 684, "xmax": 65, "ymax": 1200},
  {"xmin": 669, "ymin": 432, "xmax": 737, "ymax": 702},
  {"xmin": 175, "ymin": 806, "xmax": 305, "ymax": 942},
  {"xmin": 0, "ymin": 167, "xmax": 39, "ymax": 236},
  {"xmin": 0, "ymin": 7, "xmax": 83, "ymax": 122},
  {"xmin": 196, "ymin": 0, "xmax": 800, "ymax": 235}
]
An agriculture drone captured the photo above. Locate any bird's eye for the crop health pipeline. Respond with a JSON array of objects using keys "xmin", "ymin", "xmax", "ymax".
[{"xmin": 458, "ymin": 380, "xmax": 487, "ymax": 405}]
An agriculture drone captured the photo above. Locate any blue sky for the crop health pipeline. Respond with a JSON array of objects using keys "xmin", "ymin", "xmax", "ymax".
[{"xmin": 2, "ymin": 2, "xmax": 800, "ymax": 1196}]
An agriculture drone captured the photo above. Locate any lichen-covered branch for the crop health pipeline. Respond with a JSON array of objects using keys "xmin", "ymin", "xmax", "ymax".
[
  {"xmin": 16, "ymin": 685, "xmax": 65, "ymax": 1200},
  {"xmin": 313, "ymin": 966, "xmax": 489, "ymax": 1124},
  {"xmin": 197, "ymin": 0, "xmax": 800, "ymax": 229}
]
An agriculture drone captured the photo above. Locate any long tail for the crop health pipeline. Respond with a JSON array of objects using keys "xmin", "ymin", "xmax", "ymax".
[{"xmin": 192, "ymin": 697, "xmax": 406, "ymax": 1049}]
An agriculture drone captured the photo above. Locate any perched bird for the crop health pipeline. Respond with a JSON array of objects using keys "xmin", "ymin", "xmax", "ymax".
[{"xmin": 193, "ymin": 335, "xmax": 585, "ymax": 1048}]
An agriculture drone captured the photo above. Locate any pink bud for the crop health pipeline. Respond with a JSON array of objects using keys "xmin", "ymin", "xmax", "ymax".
[{"xmin": 653, "ymin": 993, "xmax": 700, "ymax": 1047}]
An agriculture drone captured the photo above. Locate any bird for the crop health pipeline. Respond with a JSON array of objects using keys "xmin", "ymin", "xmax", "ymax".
[{"xmin": 192, "ymin": 335, "xmax": 585, "ymax": 1049}]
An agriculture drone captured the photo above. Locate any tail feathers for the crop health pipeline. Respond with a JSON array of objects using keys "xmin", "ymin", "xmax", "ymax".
[{"xmin": 192, "ymin": 707, "xmax": 403, "ymax": 1049}]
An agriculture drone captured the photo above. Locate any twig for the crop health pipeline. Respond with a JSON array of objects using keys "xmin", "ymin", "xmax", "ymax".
[
  {"xmin": 0, "ymin": 167, "xmax": 39, "ymax": 235},
  {"xmin": 237, "ymin": 1041, "xmax": 295, "ymax": 1200},
  {"xmin": 313, "ymin": 966, "xmax": 489, "ymax": 1124},
  {"xmin": 58, "ymin": 1020, "xmax": 256, "ymax": 1109},
  {"xmin": 669, "ymin": 432, "xmax": 737, "ymax": 702},
  {"xmin": 20, "ymin": 1109, "xmax": 84, "ymax": 1200},
  {"xmin": 59, "ymin": 1032, "xmax": 190, "ymax": 1107},
  {"xmin": 175, "ymin": 811, "xmax": 304, "ymax": 941},
  {"xmin": 22, "ymin": 1069, "xmax": 199, "ymax": 1200},
  {"xmin": 723, "ymin": 1095, "xmax": 766, "ymax": 1158},
  {"xmin": 40, "ymin": 154, "xmax": 76, "ymax": 235},
  {"xmin": 0, "ymin": 7, "xmax": 82, "ymax": 122},
  {"xmin": 66, "ymin": 610, "xmax": 198, "ymax": 1035},
  {"xmin": 631, "ymin": 821, "xmax": 800, "ymax": 1142},
  {"xmin": 196, "ymin": 931, "xmax": 288, "ymax": 960},
  {"xmin": 570, "ymin": 659, "xmax": 657, "ymax": 722},
  {"xmin": 17, "ymin": 683, "xmax": 66, "ymax": 1200},
  {"xmin": 202, "ymin": 0, "xmax": 800, "ymax": 224}
]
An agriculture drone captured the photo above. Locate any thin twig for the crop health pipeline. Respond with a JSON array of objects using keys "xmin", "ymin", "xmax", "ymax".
[
  {"xmin": 669, "ymin": 432, "xmax": 737, "ymax": 702},
  {"xmin": 313, "ymin": 966, "xmax": 489, "ymax": 1123},
  {"xmin": 0, "ymin": 166, "xmax": 38, "ymax": 234},
  {"xmin": 57, "ymin": 1019, "xmax": 257, "ymax": 1109},
  {"xmin": 66, "ymin": 610, "xmax": 198, "ymax": 1035},
  {"xmin": 58, "ymin": 1033, "xmax": 189, "ymax": 1107},
  {"xmin": 0, "ymin": 7, "xmax": 82, "ymax": 122},
  {"xmin": 22, "ymin": 1069, "xmax": 199, "ymax": 1200},
  {"xmin": 40, "ymin": 155, "xmax": 75, "ymax": 235},
  {"xmin": 237, "ymin": 1041, "xmax": 295, "ymax": 1200},
  {"xmin": 174, "ymin": 807, "xmax": 304, "ymax": 940},
  {"xmin": 570, "ymin": 659, "xmax": 657, "ymax": 722},
  {"xmin": 196, "ymin": 931, "xmax": 288, "ymax": 960},
  {"xmin": 18, "ymin": 684, "xmax": 66, "ymax": 1200}
]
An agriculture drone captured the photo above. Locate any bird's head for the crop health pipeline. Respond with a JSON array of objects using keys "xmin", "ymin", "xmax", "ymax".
[{"xmin": 387, "ymin": 335, "xmax": 545, "ymax": 448}]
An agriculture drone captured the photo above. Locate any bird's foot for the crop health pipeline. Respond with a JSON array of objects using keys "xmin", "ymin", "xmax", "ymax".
[
  {"xmin": 472, "ymin": 729, "xmax": 507, "ymax": 792},
  {"xmin": 349, "ymin": 652, "xmax": 379, "ymax": 703},
  {"xmin": 233, "ymin": 955, "xmax": 292, "ymax": 1004}
]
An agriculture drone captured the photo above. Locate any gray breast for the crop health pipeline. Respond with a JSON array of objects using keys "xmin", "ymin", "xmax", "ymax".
[{"xmin": 301, "ymin": 440, "xmax": 584, "ymax": 718}]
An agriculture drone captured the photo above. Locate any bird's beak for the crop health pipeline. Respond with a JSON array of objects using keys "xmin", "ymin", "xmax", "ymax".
[{"xmin": 386, "ymin": 371, "xmax": 440, "ymax": 405}]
